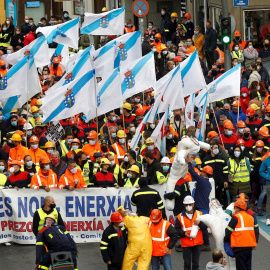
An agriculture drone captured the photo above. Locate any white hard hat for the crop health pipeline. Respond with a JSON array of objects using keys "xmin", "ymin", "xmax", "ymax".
[
  {"xmin": 183, "ymin": 195, "xmax": 195, "ymax": 204},
  {"xmin": 23, "ymin": 123, "xmax": 33, "ymax": 130},
  {"xmin": 160, "ymin": 156, "xmax": 171, "ymax": 164}
]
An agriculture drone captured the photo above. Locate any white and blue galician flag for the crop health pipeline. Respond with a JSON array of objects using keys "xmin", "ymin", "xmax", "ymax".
[
  {"xmin": 86, "ymin": 67, "xmax": 122, "ymax": 121},
  {"xmin": 0, "ymin": 56, "xmax": 29, "ymax": 100},
  {"xmin": 207, "ymin": 64, "xmax": 241, "ymax": 102},
  {"xmin": 41, "ymin": 70, "xmax": 96, "ymax": 123},
  {"xmin": 195, "ymin": 89, "xmax": 208, "ymax": 141},
  {"xmin": 151, "ymin": 106, "xmax": 170, "ymax": 157},
  {"xmin": 37, "ymin": 17, "xmax": 79, "ymax": 49},
  {"xmin": 49, "ymin": 44, "xmax": 69, "ymax": 70},
  {"xmin": 81, "ymin": 6, "xmax": 125, "ymax": 35},
  {"xmin": 180, "ymin": 50, "xmax": 206, "ymax": 96},
  {"xmin": 185, "ymin": 93, "xmax": 195, "ymax": 128},
  {"xmin": 120, "ymin": 51, "xmax": 156, "ymax": 100},
  {"xmin": 114, "ymin": 31, "xmax": 142, "ymax": 68},
  {"xmin": 7, "ymin": 35, "xmax": 50, "ymax": 68}
]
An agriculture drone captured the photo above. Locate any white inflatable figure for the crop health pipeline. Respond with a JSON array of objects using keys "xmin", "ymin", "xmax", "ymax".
[
  {"xmin": 165, "ymin": 135, "xmax": 210, "ymax": 210},
  {"xmin": 196, "ymin": 199, "xmax": 236, "ymax": 270}
]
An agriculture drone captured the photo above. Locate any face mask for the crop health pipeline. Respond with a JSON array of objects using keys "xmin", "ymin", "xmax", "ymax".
[
  {"xmin": 212, "ymin": 149, "xmax": 219, "ymax": 155},
  {"xmin": 101, "ymin": 146, "xmax": 108, "ymax": 152},
  {"xmin": 26, "ymin": 161, "xmax": 33, "ymax": 167},
  {"xmin": 186, "ymin": 20, "xmax": 190, "ymax": 23},
  {"xmin": 110, "ymin": 160, "xmax": 115, "ymax": 166},
  {"xmin": 71, "ymin": 145, "xmax": 78, "ymax": 151},
  {"xmin": 161, "ymin": 11, "xmax": 165, "ymax": 15},
  {"xmin": 150, "ymin": 123, "xmax": 155, "ymax": 129},
  {"xmin": 43, "ymin": 75, "xmax": 48, "ymax": 79},
  {"xmin": 163, "ymin": 165, "xmax": 169, "ymax": 171},
  {"xmin": 162, "ymin": 51, "xmax": 168, "ymax": 55},
  {"xmin": 89, "ymin": 140, "xmax": 96, "ymax": 145},
  {"xmin": 152, "ymin": 48, "xmax": 157, "ymax": 52},
  {"xmin": 257, "ymin": 86, "xmax": 260, "ymax": 90},
  {"xmin": 29, "ymin": 22, "xmax": 33, "ymax": 26},
  {"xmin": 194, "ymin": 31, "xmax": 199, "ymax": 35},
  {"xmin": 27, "ymin": 131, "xmax": 32, "ymax": 136},
  {"xmin": 111, "ymin": 133, "xmax": 116, "ymax": 138},
  {"xmin": 124, "ymin": 156, "xmax": 129, "ymax": 162},
  {"xmin": 31, "ymin": 144, "xmax": 38, "ymax": 150},
  {"xmin": 187, "ymin": 42, "xmax": 192, "ymax": 46},
  {"xmin": 33, "ymin": 113, "xmax": 39, "ymax": 118},
  {"xmin": 234, "ymin": 62, "xmax": 238, "ymax": 66},
  {"xmin": 217, "ymin": 64, "xmax": 223, "ymax": 69},
  {"xmin": 6, "ymin": 21, "xmax": 10, "ymax": 25},
  {"xmin": 211, "ymin": 70, "xmax": 217, "ymax": 76},
  {"xmin": 227, "ymin": 130, "xmax": 233, "ymax": 136},
  {"xmin": 172, "ymin": 64, "xmax": 175, "ymax": 69},
  {"xmin": 238, "ymin": 128, "xmax": 244, "ymax": 133},
  {"xmin": 257, "ymin": 66, "xmax": 260, "ymax": 71},
  {"xmin": 235, "ymin": 37, "xmax": 240, "ymax": 41},
  {"xmin": 234, "ymin": 151, "xmax": 241, "ymax": 158},
  {"xmin": 135, "ymin": 98, "xmax": 140, "ymax": 103},
  {"xmin": 15, "ymin": 31, "xmax": 20, "ymax": 35},
  {"xmin": 249, "ymin": 45, "xmax": 253, "ymax": 49},
  {"xmin": 119, "ymin": 138, "xmax": 125, "ymax": 144},
  {"xmin": 118, "ymin": 221, "xmax": 124, "ymax": 227},
  {"xmin": 130, "ymin": 127, "xmax": 136, "ymax": 132},
  {"xmin": 185, "ymin": 205, "xmax": 193, "ymax": 211},
  {"xmin": 52, "ymin": 158, "xmax": 59, "ymax": 164},
  {"xmin": 44, "ymin": 165, "xmax": 50, "ymax": 170},
  {"xmin": 70, "ymin": 167, "xmax": 77, "ymax": 174},
  {"xmin": 257, "ymin": 148, "xmax": 262, "ymax": 153},
  {"xmin": 53, "ymin": 63, "xmax": 58, "ymax": 69},
  {"xmin": 64, "ymin": 14, "xmax": 69, "ymax": 18},
  {"xmin": 148, "ymin": 25, "xmax": 152, "ymax": 29},
  {"xmin": 242, "ymin": 93, "xmax": 247, "ymax": 97},
  {"xmin": 240, "ymin": 146, "xmax": 245, "ymax": 151},
  {"xmin": 127, "ymin": 173, "xmax": 132, "ymax": 178},
  {"xmin": 49, "ymin": 203, "xmax": 56, "ymax": 209},
  {"xmin": 0, "ymin": 166, "xmax": 5, "ymax": 171},
  {"xmin": 2, "ymin": 28, "xmax": 7, "ymax": 31},
  {"xmin": 9, "ymin": 167, "xmax": 15, "ymax": 173},
  {"xmin": 244, "ymin": 132, "xmax": 250, "ymax": 138},
  {"xmin": 177, "ymin": 27, "xmax": 183, "ymax": 31},
  {"xmin": 25, "ymin": 20, "xmax": 29, "ymax": 23},
  {"xmin": 8, "ymin": 139, "xmax": 12, "ymax": 144},
  {"xmin": 148, "ymin": 145, "xmax": 154, "ymax": 151},
  {"xmin": 11, "ymin": 121, "xmax": 17, "ymax": 126},
  {"xmin": 167, "ymin": 134, "xmax": 172, "ymax": 139},
  {"xmin": 111, "ymin": 116, "xmax": 116, "ymax": 121},
  {"xmin": 235, "ymin": 47, "xmax": 239, "ymax": 51},
  {"xmin": 6, "ymin": 50, "xmax": 11, "ymax": 54}
]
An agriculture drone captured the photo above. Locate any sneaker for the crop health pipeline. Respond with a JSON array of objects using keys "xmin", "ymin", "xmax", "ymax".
[
  {"xmin": 266, "ymin": 219, "xmax": 270, "ymax": 226},
  {"xmin": 256, "ymin": 208, "xmax": 264, "ymax": 216},
  {"xmin": 201, "ymin": 245, "xmax": 211, "ymax": 251},
  {"xmin": 4, "ymin": 242, "xmax": 11, "ymax": 246}
]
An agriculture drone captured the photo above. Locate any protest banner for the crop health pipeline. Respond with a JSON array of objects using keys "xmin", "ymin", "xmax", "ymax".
[{"xmin": 45, "ymin": 121, "xmax": 65, "ymax": 144}]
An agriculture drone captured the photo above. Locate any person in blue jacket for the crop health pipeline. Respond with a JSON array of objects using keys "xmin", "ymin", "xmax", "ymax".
[{"xmin": 229, "ymin": 100, "xmax": 246, "ymax": 128}]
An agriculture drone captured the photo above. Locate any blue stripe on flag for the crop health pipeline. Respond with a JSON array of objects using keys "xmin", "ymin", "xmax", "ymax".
[
  {"xmin": 213, "ymin": 64, "xmax": 240, "ymax": 85},
  {"xmin": 165, "ymin": 65, "xmax": 180, "ymax": 89},
  {"xmin": 80, "ymin": 6, "xmax": 125, "ymax": 34},
  {"xmin": 43, "ymin": 70, "xmax": 95, "ymax": 123},
  {"xmin": 96, "ymin": 40, "xmax": 116, "ymax": 61},
  {"xmin": 7, "ymin": 56, "xmax": 28, "ymax": 80},
  {"xmin": 2, "ymin": 96, "xmax": 20, "ymax": 114},
  {"xmin": 55, "ymin": 44, "xmax": 64, "ymax": 56},
  {"xmin": 181, "ymin": 50, "xmax": 197, "ymax": 79},
  {"xmin": 121, "ymin": 51, "xmax": 153, "ymax": 95}
]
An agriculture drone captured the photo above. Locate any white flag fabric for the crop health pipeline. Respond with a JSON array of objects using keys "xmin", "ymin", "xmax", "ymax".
[
  {"xmin": 49, "ymin": 44, "xmax": 69, "ymax": 71},
  {"xmin": 120, "ymin": 52, "xmax": 156, "ymax": 100},
  {"xmin": 81, "ymin": 6, "xmax": 125, "ymax": 35},
  {"xmin": 86, "ymin": 68, "xmax": 122, "ymax": 121},
  {"xmin": 41, "ymin": 70, "xmax": 96, "ymax": 123},
  {"xmin": 114, "ymin": 31, "xmax": 142, "ymax": 68},
  {"xmin": 151, "ymin": 106, "xmax": 170, "ymax": 157},
  {"xmin": 185, "ymin": 93, "xmax": 195, "ymax": 128},
  {"xmin": 37, "ymin": 17, "xmax": 79, "ymax": 49},
  {"xmin": 207, "ymin": 64, "xmax": 241, "ymax": 102},
  {"xmin": 180, "ymin": 50, "xmax": 206, "ymax": 96},
  {"xmin": 7, "ymin": 35, "xmax": 50, "ymax": 68}
]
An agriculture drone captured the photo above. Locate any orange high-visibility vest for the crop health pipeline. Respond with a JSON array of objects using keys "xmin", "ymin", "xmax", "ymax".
[
  {"xmin": 30, "ymin": 169, "xmax": 58, "ymax": 189},
  {"xmin": 215, "ymin": 48, "xmax": 224, "ymax": 63},
  {"xmin": 49, "ymin": 65, "xmax": 63, "ymax": 76},
  {"xmin": 82, "ymin": 142, "xmax": 101, "ymax": 162},
  {"xmin": 25, "ymin": 148, "xmax": 49, "ymax": 165},
  {"xmin": 112, "ymin": 142, "xmax": 126, "ymax": 159},
  {"xmin": 58, "ymin": 168, "xmax": 87, "ymax": 189},
  {"xmin": 0, "ymin": 69, "xmax": 7, "ymax": 78},
  {"xmin": 124, "ymin": 25, "xmax": 136, "ymax": 33},
  {"xmin": 8, "ymin": 144, "xmax": 28, "ymax": 165}
]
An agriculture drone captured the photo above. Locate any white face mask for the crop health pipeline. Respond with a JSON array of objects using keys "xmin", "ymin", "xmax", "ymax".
[
  {"xmin": 72, "ymin": 145, "xmax": 79, "ymax": 150},
  {"xmin": 234, "ymin": 151, "xmax": 241, "ymax": 158},
  {"xmin": 47, "ymin": 149, "xmax": 53, "ymax": 154},
  {"xmin": 257, "ymin": 86, "xmax": 260, "ymax": 90},
  {"xmin": 240, "ymin": 146, "xmax": 245, "ymax": 151},
  {"xmin": 150, "ymin": 123, "xmax": 155, "ymax": 129},
  {"xmin": 238, "ymin": 128, "xmax": 244, "ymax": 134},
  {"xmin": 119, "ymin": 138, "xmax": 125, "ymax": 144},
  {"xmin": 6, "ymin": 21, "xmax": 10, "ymax": 25},
  {"xmin": 124, "ymin": 156, "xmax": 129, "ymax": 162},
  {"xmin": 110, "ymin": 160, "xmax": 115, "ymax": 166},
  {"xmin": 44, "ymin": 165, "xmax": 50, "ymax": 171},
  {"xmin": 31, "ymin": 144, "xmax": 38, "ymax": 149},
  {"xmin": 130, "ymin": 127, "xmax": 135, "ymax": 132},
  {"xmin": 212, "ymin": 148, "xmax": 219, "ymax": 155},
  {"xmin": 70, "ymin": 167, "xmax": 77, "ymax": 174},
  {"xmin": 152, "ymin": 48, "xmax": 157, "ymax": 52},
  {"xmin": 242, "ymin": 93, "xmax": 247, "ymax": 97},
  {"xmin": 162, "ymin": 51, "xmax": 168, "ymax": 55},
  {"xmin": 161, "ymin": 11, "xmax": 165, "ymax": 15},
  {"xmin": 134, "ymin": 98, "xmax": 140, "ymax": 103},
  {"xmin": 257, "ymin": 148, "xmax": 262, "ymax": 153},
  {"xmin": 185, "ymin": 205, "xmax": 193, "ymax": 212},
  {"xmin": 9, "ymin": 167, "xmax": 15, "ymax": 173},
  {"xmin": 118, "ymin": 221, "xmax": 124, "ymax": 227},
  {"xmin": 89, "ymin": 140, "xmax": 96, "ymax": 145}
]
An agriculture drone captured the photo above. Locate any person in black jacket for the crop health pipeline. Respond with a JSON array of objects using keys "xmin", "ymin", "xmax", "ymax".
[
  {"xmin": 142, "ymin": 35, "xmax": 151, "ymax": 56},
  {"xmin": 203, "ymin": 21, "xmax": 217, "ymax": 69},
  {"xmin": 10, "ymin": 27, "xmax": 24, "ymax": 48},
  {"xmin": 144, "ymin": 151, "xmax": 162, "ymax": 184},
  {"xmin": 131, "ymin": 177, "xmax": 167, "ymax": 219},
  {"xmin": 160, "ymin": 8, "xmax": 171, "ymax": 42},
  {"xmin": 100, "ymin": 212, "xmax": 127, "ymax": 270}
]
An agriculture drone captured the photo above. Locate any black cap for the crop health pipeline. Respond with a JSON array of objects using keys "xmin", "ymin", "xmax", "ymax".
[{"xmin": 215, "ymin": 101, "xmax": 224, "ymax": 108}]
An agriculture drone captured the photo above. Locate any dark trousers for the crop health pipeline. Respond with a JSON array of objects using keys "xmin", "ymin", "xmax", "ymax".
[
  {"xmin": 251, "ymin": 181, "xmax": 260, "ymax": 204},
  {"xmin": 108, "ymin": 265, "xmax": 122, "ymax": 270},
  {"xmin": 205, "ymin": 51, "xmax": 215, "ymax": 69},
  {"xmin": 182, "ymin": 245, "xmax": 201, "ymax": 270},
  {"xmin": 216, "ymin": 185, "xmax": 228, "ymax": 208},
  {"xmin": 202, "ymin": 229, "xmax": 210, "ymax": 246},
  {"xmin": 234, "ymin": 248, "xmax": 252, "ymax": 270}
]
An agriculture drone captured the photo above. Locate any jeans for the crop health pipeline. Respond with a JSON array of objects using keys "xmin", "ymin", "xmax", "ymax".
[
  {"xmin": 183, "ymin": 245, "xmax": 201, "ymax": 270},
  {"xmin": 266, "ymin": 186, "xmax": 270, "ymax": 219},
  {"xmin": 151, "ymin": 255, "xmax": 172, "ymax": 270},
  {"xmin": 257, "ymin": 185, "xmax": 266, "ymax": 209}
]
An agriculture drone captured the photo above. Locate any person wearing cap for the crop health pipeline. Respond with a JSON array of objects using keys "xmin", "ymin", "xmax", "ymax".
[
  {"xmin": 245, "ymin": 107, "xmax": 262, "ymax": 134},
  {"xmin": 152, "ymin": 156, "xmax": 171, "ymax": 185},
  {"xmin": 23, "ymin": 122, "xmax": 33, "ymax": 145},
  {"xmin": 220, "ymin": 120, "xmax": 238, "ymax": 152},
  {"xmin": 224, "ymin": 199, "xmax": 258, "ymax": 269},
  {"xmin": 141, "ymin": 137, "xmax": 161, "ymax": 160},
  {"xmin": 82, "ymin": 130, "xmax": 101, "ymax": 162},
  {"xmin": 174, "ymin": 55, "xmax": 182, "ymax": 66},
  {"xmin": 163, "ymin": 12, "xmax": 178, "ymax": 43},
  {"xmin": 58, "ymin": 133, "xmax": 73, "ymax": 157},
  {"xmin": 105, "ymin": 153, "xmax": 123, "ymax": 186},
  {"xmin": 169, "ymin": 147, "xmax": 177, "ymax": 163},
  {"xmin": 50, "ymin": 150, "xmax": 67, "ymax": 180},
  {"xmin": 111, "ymin": 130, "xmax": 127, "ymax": 161},
  {"xmin": 44, "ymin": 141, "xmax": 55, "ymax": 161},
  {"xmin": 236, "ymin": 139, "xmax": 247, "ymax": 155},
  {"xmin": 33, "ymin": 119, "xmax": 48, "ymax": 149},
  {"xmin": 66, "ymin": 138, "xmax": 81, "ymax": 160},
  {"xmin": 124, "ymin": 165, "xmax": 140, "ymax": 187},
  {"xmin": 182, "ymin": 13, "xmax": 194, "ymax": 39},
  {"xmin": 236, "ymin": 121, "xmax": 246, "ymax": 138},
  {"xmin": 149, "ymin": 209, "xmax": 178, "ymax": 270},
  {"xmin": 91, "ymin": 158, "xmax": 119, "ymax": 188},
  {"xmin": 49, "ymin": 57, "xmax": 63, "ymax": 77},
  {"xmin": 29, "ymin": 106, "xmax": 40, "ymax": 128},
  {"xmin": 8, "ymin": 133, "xmax": 28, "ymax": 166},
  {"xmin": 124, "ymin": 18, "xmax": 136, "ymax": 34},
  {"xmin": 260, "ymin": 105, "xmax": 270, "ymax": 133},
  {"xmin": 25, "ymin": 136, "xmax": 48, "ymax": 165},
  {"xmin": 230, "ymin": 30, "xmax": 246, "ymax": 52},
  {"xmin": 0, "ymin": 59, "xmax": 7, "ymax": 77},
  {"xmin": 100, "ymin": 212, "xmax": 127, "ymax": 269},
  {"xmin": 229, "ymin": 100, "xmax": 246, "ymax": 129},
  {"xmin": 256, "ymin": 126, "xmax": 270, "ymax": 151},
  {"xmin": 175, "ymin": 195, "xmax": 207, "ymax": 270},
  {"xmin": 22, "ymin": 155, "xmax": 39, "ymax": 177},
  {"xmin": 36, "ymin": 214, "xmax": 78, "ymax": 270},
  {"xmin": 120, "ymin": 103, "xmax": 136, "ymax": 126}
]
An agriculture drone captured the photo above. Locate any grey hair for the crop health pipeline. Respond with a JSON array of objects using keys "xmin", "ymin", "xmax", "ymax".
[{"xmin": 51, "ymin": 150, "xmax": 60, "ymax": 157}]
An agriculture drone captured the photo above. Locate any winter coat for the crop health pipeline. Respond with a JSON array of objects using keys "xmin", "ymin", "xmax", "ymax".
[
  {"xmin": 240, "ymin": 87, "xmax": 250, "ymax": 114},
  {"xmin": 248, "ymin": 71, "xmax": 261, "ymax": 87},
  {"xmin": 203, "ymin": 27, "xmax": 217, "ymax": 52},
  {"xmin": 243, "ymin": 47, "xmax": 258, "ymax": 65},
  {"xmin": 193, "ymin": 33, "xmax": 204, "ymax": 59},
  {"xmin": 177, "ymin": 42, "xmax": 188, "ymax": 58}
]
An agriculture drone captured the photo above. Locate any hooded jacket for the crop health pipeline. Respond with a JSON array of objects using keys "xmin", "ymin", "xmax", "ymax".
[
  {"xmin": 205, "ymin": 262, "xmax": 225, "ymax": 270},
  {"xmin": 240, "ymin": 87, "xmax": 250, "ymax": 114}
]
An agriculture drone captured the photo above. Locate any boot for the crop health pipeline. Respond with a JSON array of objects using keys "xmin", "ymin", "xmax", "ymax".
[
  {"xmin": 201, "ymin": 245, "xmax": 211, "ymax": 251},
  {"xmin": 263, "ymin": 203, "xmax": 266, "ymax": 212},
  {"xmin": 250, "ymin": 203, "xmax": 255, "ymax": 211}
]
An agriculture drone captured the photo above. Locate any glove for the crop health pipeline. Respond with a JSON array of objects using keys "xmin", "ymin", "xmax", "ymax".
[{"xmin": 224, "ymin": 242, "xmax": 235, "ymax": 258}]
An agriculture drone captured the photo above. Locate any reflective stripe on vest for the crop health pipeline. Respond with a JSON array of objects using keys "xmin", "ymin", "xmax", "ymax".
[
  {"xmin": 232, "ymin": 51, "xmax": 243, "ymax": 59},
  {"xmin": 156, "ymin": 171, "xmax": 168, "ymax": 183},
  {"xmin": 114, "ymin": 164, "xmax": 120, "ymax": 181},
  {"xmin": 37, "ymin": 173, "xmax": 57, "ymax": 188},
  {"xmin": 124, "ymin": 177, "xmax": 140, "ymax": 187},
  {"xmin": 234, "ymin": 213, "xmax": 254, "ymax": 231},
  {"xmin": 229, "ymin": 158, "xmax": 249, "ymax": 182},
  {"xmin": 37, "ymin": 208, "xmax": 58, "ymax": 231},
  {"xmin": 180, "ymin": 211, "xmax": 201, "ymax": 231},
  {"xmin": 149, "ymin": 220, "xmax": 170, "ymax": 241},
  {"xmin": 77, "ymin": 163, "xmax": 90, "ymax": 185},
  {"xmin": 113, "ymin": 143, "xmax": 125, "ymax": 159}
]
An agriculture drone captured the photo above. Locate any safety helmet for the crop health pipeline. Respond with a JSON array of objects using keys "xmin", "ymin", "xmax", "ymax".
[
  {"xmin": 234, "ymin": 30, "xmax": 241, "ymax": 37},
  {"xmin": 255, "ymin": 140, "xmax": 264, "ymax": 147},
  {"xmin": 145, "ymin": 137, "xmax": 154, "ymax": 144},
  {"xmin": 160, "ymin": 156, "xmax": 171, "ymax": 164},
  {"xmin": 170, "ymin": 147, "xmax": 177, "ymax": 153},
  {"xmin": 35, "ymin": 118, "xmax": 46, "ymax": 127},
  {"xmin": 201, "ymin": 165, "xmax": 213, "ymax": 175},
  {"xmin": 52, "ymin": 57, "xmax": 60, "ymax": 64},
  {"xmin": 29, "ymin": 136, "xmax": 39, "ymax": 143},
  {"xmin": 150, "ymin": 209, "xmax": 162, "ymax": 222},
  {"xmin": 39, "ymin": 156, "xmax": 50, "ymax": 164},
  {"xmin": 45, "ymin": 141, "xmax": 55, "ymax": 148},
  {"xmin": 154, "ymin": 33, "xmax": 161, "ymax": 39},
  {"xmin": 184, "ymin": 13, "xmax": 191, "ymax": 19},
  {"xmin": 11, "ymin": 133, "xmax": 22, "ymax": 141},
  {"xmin": 171, "ymin": 12, "xmax": 178, "ymax": 18},
  {"xmin": 100, "ymin": 158, "xmax": 111, "ymax": 166},
  {"xmin": 223, "ymin": 121, "xmax": 234, "ymax": 129},
  {"xmin": 117, "ymin": 130, "xmax": 126, "ymax": 138},
  {"xmin": 102, "ymin": 7, "xmax": 108, "ymax": 12},
  {"xmin": 265, "ymin": 106, "xmax": 270, "ymax": 113},
  {"xmin": 207, "ymin": 131, "xmax": 218, "ymax": 139},
  {"xmin": 135, "ymin": 107, "xmax": 144, "ymax": 116},
  {"xmin": 18, "ymin": 118, "xmax": 27, "ymax": 126},
  {"xmin": 183, "ymin": 195, "xmax": 195, "ymax": 204},
  {"xmin": 236, "ymin": 139, "xmax": 245, "ymax": 146},
  {"xmin": 234, "ymin": 199, "xmax": 246, "ymax": 210},
  {"xmin": 31, "ymin": 106, "xmax": 39, "ymax": 113},
  {"xmin": 10, "ymin": 109, "xmax": 18, "ymax": 113},
  {"xmin": 259, "ymin": 126, "xmax": 269, "ymax": 137},
  {"xmin": 36, "ymin": 99, "xmax": 42, "ymax": 106},
  {"xmin": 232, "ymin": 100, "xmax": 240, "ymax": 107},
  {"xmin": 110, "ymin": 212, "xmax": 124, "ymax": 223},
  {"xmin": 160, "ymin": 44, "xmax": 167, "ymax": 51},
  {"xmin": 71, "ymin": 138, "xmax": 81, "ymax": 145},
  {"xmin": 10, "ymin": 160, "xmax": 22, "ymax": 166},
  {"xmin": 45, "ymin": 214, "xmax": 56, "ymax": 222},
  {"xmin": 250, "ymin": 103, "xmax": 260, "ymax": 111},
  {"xmin": 128, "ymin": 165, "xmax": 140, "ymax": 174},
  {"xmin": 23, "ymin": 123, "xmax": 33, "ymax": 130},
  {"xmin": 236, "ymin": 193, "xmax": 249, "ymax": 202},
  {"xmin": 195, "ymin": 157, "xmax": 202, "ymax": 165},
  {"xmin": 123, "ymin": 102, "xmax": 132, "ymax": 111},
  {"xmin": 87, "ymin": 130, "xmax": 97, "ymax": 139},
  {"xmin": 15, "ymin": 130, "xmax": 24, "ymax": 136},
  {"xmin": 0, "ymin": 60, "xmax": 6, "ymax": 66},
  {"xmin": 246, "ymin": 107, "xmax": 255, "ymax": 116},
  {"xmin": 174, "ymin": 56, "xmax": 182, "ymax": 62},
  {"xmin": 236, "ymin": 120, "xmax": 246, "ymax": 128}
]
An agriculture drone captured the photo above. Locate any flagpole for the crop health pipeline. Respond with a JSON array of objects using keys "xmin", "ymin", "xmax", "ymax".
[
  {"xmin": 96, "ymin": 107, "xmax": 99, "ymax": 136},
  {"xmin": 105, "ymin": 113, "xmax": 112, "ymax": 143},
  {"xmin": 25, "ymin": 91, "xmax": 29, "ymax": 148},
  {"xmin": 237, "ymin": 97, "xmax": 240, "ymax": 128}
]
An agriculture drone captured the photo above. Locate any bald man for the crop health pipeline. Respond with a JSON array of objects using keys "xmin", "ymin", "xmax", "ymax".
[{"xmin": 32, "ymin": 196, "xmax": 65, "ymax": 236}]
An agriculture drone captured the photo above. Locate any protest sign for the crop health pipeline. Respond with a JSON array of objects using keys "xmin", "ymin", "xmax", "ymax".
[{"xmin": 45, "ymin": 121, "xmax": 65, "ymax": 144}]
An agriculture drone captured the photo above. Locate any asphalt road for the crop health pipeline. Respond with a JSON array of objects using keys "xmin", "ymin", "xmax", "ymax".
[{"xmin": 1, "ymin": 232, "xmax": 270, "ymax": 270}]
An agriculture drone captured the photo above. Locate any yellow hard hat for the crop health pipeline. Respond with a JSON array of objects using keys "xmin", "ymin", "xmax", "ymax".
[
  {"xmin": 45, "ymin": 214, "xmax": 56, "ymax": 222},
  {"xmin": 11, "ymin": 133, "xmax": 22, "ymax": 141},
  {"xmin": 102, "ymin": 7, "xmax": 108, "ymax": 12},
  {"xmin": 35, "ymin": 118, "xmax": 46, "ymax": 127},
  {"xmin": 117, "ymin": 130, "xmax": 127, "ymax": 138},
  {"xmin": 36, "ymin": 99, "xmax": 42, "ymax": 106},
  {"xmin": 160, "ymin": 44, "xmax": 168, "ymax": 51},
  {"xmin": 100, "ymin": 158, "xmax": 111, "ymax": 166},
  {"xmin": 171, "ymin": 12, "xmax": 178, "ymax": 18},
  {"xmin": 45, "ymin": 141, "xmax": 55, "ymax": 148},
  {"xmin": 31, "ymin": 106, "xmax": 39, "ymax": 113},
  {"xmin": 145, "ymin": 137, "xmax": 154, "ymax": 144},
  {"xmin": 195, "ymin": 158, "xmax": 202, "ymax": 165},
  {"xmin": 128, "ymin": 165, "xmax": 140, "ymax": 174},
  {"xmin": 10, "ymin": 109, "xmax": 18, "ymax": 113},
  {"xmin": 170, "ymin": 147, "xmax": 177, "ymax": 153},
  {"xmin": 123, "ymin": 103, "xmax": 132, "ymax": 111}
]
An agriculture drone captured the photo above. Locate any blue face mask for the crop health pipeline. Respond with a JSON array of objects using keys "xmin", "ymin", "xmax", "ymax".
[
  {"xmin": 33, "ymin": 113, "xmax": 39, "ymax": 118},
  {"xmin": 7, "ymin": 50, "xmax": 11, "ymax": 54},
  {"xmin": 127, "ymin": 173, "xmax": 132, "ymax": 178},
  {"xmin": 0, "ymin": 166, "xmax": 5, "ymax": 171},
  {"xmin": 27, "ymin": 131, "xmax": 32, "ymax": 136},
  {"xmin": 67, "ymin": 139, "xmax": 72, "ymax": 144},
  {"xmin": 26, "ymin": 161, "xmax": 33, "ymax": 167},
  {"xmin": 148, "ymin": 25, "xmax": 153, "ymax": 29},
  {"xmin": 187, "ymin": 42, "xmax": 192, "ymax": 46},
  {"xmin": 227, "ymin": 130, "xmax": 233, "ymax": 136},
  {"xmin": 82, "ymin": 115, "xmax": 87, "ymax": 121},
  {"xmin": 11, "ymin": 121, "xmax": 17, "ymax": 126},
  {"xmin": 64, "ymin": 14, "xmax": 69, "ymax": 18},
  {"xmin": 111, "ymin": 116, "xmax": 116, "ymax": 121},
  {"xmin": 163, "ymin": 165, "xmax": 169, "ymax": 171},
  {"xmin": 111, "ymin": 133, "xmax": 116, "ymax": 138},
  {"xmin": 3, "ymin": 28, "xmax": 7, "ymax": 31},
  {"xmin": 148, "ymin": 145, "xmax": 154, "ymax": 151}
]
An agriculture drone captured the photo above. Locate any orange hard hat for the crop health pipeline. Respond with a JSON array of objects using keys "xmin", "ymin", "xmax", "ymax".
[
  {"xmin": 246, "ymin": 107, "xmax": 255, "ymax": 116},
  {"xmin": 87, "ymin": 130, "xmax": 97, "ymax": 139},
  {"xmin": 255, "ymin": 140, "xmax": 264, "ymax": 147},
  {"xmin": 234, "ymin": 199, "xmax": 247, "ymax": 210},
  {"xmin": 234, "ymin": 30, "xmax": 241, "ymax": 37},
  {"xmin": 39, "ymin": 156, "xmax": 50, "ymax": 164},
  {"xmin": 0, "ymin": 60, "xmax": 6, "ymax": 66},
  {"xmin": 224, "ymin": 121, "xmax": 234, "ymax": 129},
  {"xmin": 110, "ymin": 212, "xmax": 124, "ymax": 223},
  {"xmin": 184, "ymin": 13, "xmax": 191, "ymax": 19},
  {"xmin": 18, "ymin": 117, "xmax": 27, "ymax": 126},
  {"xmin": 265, "ymin": 106, "xmax": 270, "ymax": 113},
  {"xmin": 135, "ymin": 107, "xmax": 144, "ymax": 116},
  {"xmin": 259, "ymin": 126, "xmax": 269, "ymax": 137},
  {"xmin": 10, "ymin": 160, "xmax": 22, "ymax": 166},
  {"xmin": 232, "ymin": 100, "xmax": 241, "ymax": 107},
  {"xmin": 71, "ymin": 138, "xmax": 81, "ymax": 145},
  {"xmin": 207, "ymin": 131, "xmax": 218, "ymax": 139},
  {"xmin": 236, "ymin": 193, "xmax": 249, "ymax": 202},
  {"xmin": 29, "ymin": 136, "xmax": 39, "ymax": 143},
  {"xmin": 174, "ymin": 56, "xmax": 182, "ymax": 62},
  {"xmin": 236, "ymin": 121, "xmax": 246, "ymax": 128},
  {"xmin": 15, "ymin": 130, "xmax": 24, "ymax": 136},
  {"xmin": 154, "ymin": 33, "xmax": 161, "ymax": 39},
  {"xmin": 201, "ymin": 165, "xmax": 213, "ymax": 175},
  {"xmin": 236, "ymin": 139, "xmax": 245, "ymax": 146},
  {"xmin": 150, "ymin": 209, "xmax": 162, "ymax": 222},
  {"xmin": 52, "ymin": 57, "xmax": 60, "ymax": 64}
]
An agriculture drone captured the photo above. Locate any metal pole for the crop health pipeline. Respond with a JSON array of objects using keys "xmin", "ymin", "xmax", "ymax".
[
  {"xmin": 138, "ymin": 11, "xmax": 144, "ymax": 38},
  {"xmin": 204, "ymin": 0, "xmax": 207, "ymax": 33},
  {"xmin": 80, "ymin": 0, "xmax": 84, "ymax": 24},
  {"xmin": 221, "ymin": 0, "xmax": 231, "ymax": 71}
]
